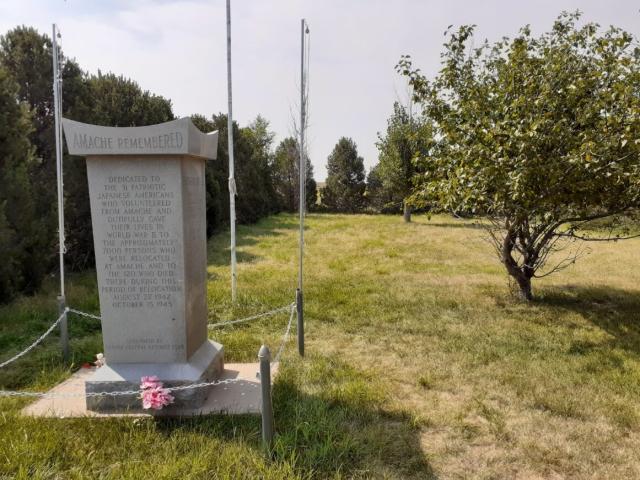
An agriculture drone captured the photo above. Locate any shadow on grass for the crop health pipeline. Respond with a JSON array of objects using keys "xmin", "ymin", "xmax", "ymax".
[
  {"xmin": 271, "ymin": 380, "xmax": 436, "ymax": 478},
  {"xmin": 207, "ymin": 214, "xmax": 300, "ymax": 267},
  {"xmin": 153, "ymin": 354, "xmax": 436, "ymax": 479},
  {"xmin": 418, "ymin": 221, "xmax": 486, "ymax": 230},
  {"xmin": 537, "ymin": 285, "xmax": 640, "ymax": 355}
]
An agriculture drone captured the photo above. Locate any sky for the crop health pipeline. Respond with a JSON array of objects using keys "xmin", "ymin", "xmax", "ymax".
[{"xmin": 1, "ymin": 1, "xmax": 639, "ymax": 181}]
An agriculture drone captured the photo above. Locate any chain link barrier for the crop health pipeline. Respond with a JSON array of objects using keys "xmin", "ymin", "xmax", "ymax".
[
  {"xmin": 67, "ymin": 303, "xmax": 295, "ymax": 329},
  {"xmin": 0, "ymin": 307, "xmax": 103, "ymax": 370},
  {"xmin": 0, "ymin": 299, "xmax": 297, "ymax": 398},
  {"xmin": 0, "ymin": 302, "xmax": 293, "ymax": 371},
  {"xmin": 0, "ymin": 309, "xmax": 68, "ymax": 369},
  {"xmin": 273, "ymin": 303, "xmax": 296, "ymax": 364},
  {"xmin": 67, "ymin": 308, "xmax": 102, "ymax": 321},
  {"xmin": 207, "ymin": 303, "xmax": 294, "ymax": 329},
  {"xmin": 0, "ymin": 377, "xmax": 249, "ymax": 399}
]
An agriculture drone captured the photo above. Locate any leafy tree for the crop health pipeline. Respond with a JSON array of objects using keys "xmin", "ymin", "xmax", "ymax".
[
  {"xmin": 305, "ymin": 161, "xmax": 318, "ymax": 212},
  {"xmin": 191, "ymin": 114, "xmax": 227, "ymax": 235},
  {"xmin": 272, "ymin": 137, "xmax": 316, "ymax": 212},
  {"xmin": 86, "ymin": 72, "xmax": 174, "ymax": 127},
  {"xmin": 239, "ymin": 116, "xmax": 281, "ymax": 220},
  {"xmin": 398, "ymin": 12, "xmax": 640, "ymax": 300},
  {"xmin": 0, "ymin": 28, "xmax": 159, "ymax": 273},
  {"xmin": 272, "ymin": 138, "xmax": 297, "ymax": 211},
  {"xmin": 246, "ymin": 116, "xmax": 275, "ymax": 161},
  {"xmin": 0, "ymin": 27, "xmax": 59, "ymax": 267},
  {"xmin": 191, "ymin": 113, "xmax": 283, "ymax": 234},
  {"xmin": 0, "ymin": 24, "xmax": 284, "ymax": 301},
  {"xmin": 365, "ymin": 164, "xmax": 393, "ymax": 212},
  {"xmin": 0, "ymin": 27, "xmax": 55, "ymax": 175},
  {"xmin": 323, "ymin": 137, "xmax": 366, "ymax": 212},
  {"xmin": 0, "ymin": 66, "xmax": 47, "ymax": 301},
  {"xmin": 0, "ymin": 207, "xmax": 15, "ymax": 301},
  {"xmin": 375, "ymin": 102, "xmax": 432, "ymax": 221}
]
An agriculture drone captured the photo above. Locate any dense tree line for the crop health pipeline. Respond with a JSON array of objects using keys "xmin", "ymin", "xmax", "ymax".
[
  {"xmin": 0, "ymin": 26, "xmax": 313, "ymax": 302},
  {"xmin": 0, "ymin": 65, "xmax": 46, "ymax": 301},
  {"xmin": 319, "ymin": 126, "xmax": 430, "ymax": 218},
  {"xmin": 0, "ymin": 25, "xmax": 442, "ymax": 304},
  {"xmin": 318, "ymin": 104, "xmax": 433, "ymax": 217}
]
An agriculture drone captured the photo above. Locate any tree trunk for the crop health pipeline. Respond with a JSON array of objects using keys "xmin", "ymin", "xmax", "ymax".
[
  {"xmin": 403, "ymin": 202, "xmax": 412, "ymax": 223},
  {"xmin": 501, "ymin": 229, "xmax": 534, "ymax": 301},
  {"xmin": 514, "ymin": 274, "xmax": 533, "ymax": 301}
]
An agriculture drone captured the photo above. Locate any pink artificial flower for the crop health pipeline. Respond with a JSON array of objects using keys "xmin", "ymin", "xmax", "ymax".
[
  {"xmin": 141, "ymin": 386, "xmax": 175, "ymax": 410},
  {"xmin": 140, "ymin": 375, "xmax": 160, "ymax": 390},
  {"xmin": 139, "ymin": 376, "xmax": 174, "ymax": 410}
]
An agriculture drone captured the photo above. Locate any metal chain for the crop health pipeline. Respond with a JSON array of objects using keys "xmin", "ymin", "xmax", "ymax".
[
  {"xmin": 208, "ymin": 303, "xmax": 294, "ymax": 329},
  {"xmin": 67, "ymin": 308, "xmax": 101, "ymax": 321},
  {"xmin": 0, "ymin": 303, "xmax": 295, "ymax": 370},
  {"xmin": 167, "ymin": 378, "xmax": 253, "ymax": 392},
  {"xmin": 0, "ymin": 377, "xmax": 249, "ymax": 399},
  {"xmin": 273, "ymin": 303, "xmax": 296, "ymax": 364},
  {"xmin": 0, "ymin": 301, "xmax": 297, "ymax": 395},
  {"xmin": 0, "ymin": 309, "xmax": 68, "ymax": 369},
  {"xmin": 67, "ymin": 303, "xmax": 294, "ymax": 329}
]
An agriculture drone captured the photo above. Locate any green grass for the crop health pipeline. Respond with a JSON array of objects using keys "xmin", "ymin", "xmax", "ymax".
[{"xmin": 1, "ymin": 213, "xmax": 640, "ymax": 478}]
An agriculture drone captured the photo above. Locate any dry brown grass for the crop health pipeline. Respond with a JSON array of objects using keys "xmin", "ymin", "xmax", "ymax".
[
  {"xmin": 291, "ymin": 213, "xmax": 640, "ymax": 479},
  {"xmin": 2, "ymin": 212, "xmax": 640, "ymax": 479}
]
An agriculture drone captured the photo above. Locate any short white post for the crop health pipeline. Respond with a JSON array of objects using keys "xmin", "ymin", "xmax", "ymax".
[{"xmin": 258, "ymin": 345, "xmax": 274, "ymax": 451}]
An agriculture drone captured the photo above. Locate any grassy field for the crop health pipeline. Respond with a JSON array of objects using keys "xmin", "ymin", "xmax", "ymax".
[{"xmin": 1, "ymin": 213, "xmax": 640, "ymax": 479}]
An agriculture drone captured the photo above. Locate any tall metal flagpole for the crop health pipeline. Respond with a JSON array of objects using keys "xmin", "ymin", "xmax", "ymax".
[
  {"xmin": 226, "ymin": 0, "xmax": 237, "ymax": 303},
  {"xmin": 52, "ymin": 24, "xmax": 69, "ymax": 361},
  {"xmin": 297, "ymin": 19, "xmax": 309, "ymax": 357}
]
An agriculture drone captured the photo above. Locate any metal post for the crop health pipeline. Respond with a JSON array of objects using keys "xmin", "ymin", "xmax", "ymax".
[
  {"xmin": 258, "ymin": 345, "xmax": 274, "ymax": 451},
  {"xmin": 52, "ymin": 24, "xmax": 68, "ymax": 362},
  {"xmin": 296, "ymin": 288, "xmax": 304, "ymax": 357},
  {"xmin": 57, "ymin": 296, "xmax": 69, "ymax": 362},
  {"xmin": 226, "ymin": 0, "xmax": 238, "ymax": 303},
  {"xmin": 297, "ymin": 19, "xmax": 309, "ymax": 358},
  {"xmin": 298, "ymin": 18, "xmax": 306, "ymax": 295}
]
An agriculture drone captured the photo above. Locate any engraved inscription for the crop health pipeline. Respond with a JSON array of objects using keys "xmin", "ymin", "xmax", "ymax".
[
  {"xmin": 104, "ymin": 337, "xmax": 185, "ymax": 353},
  {"xmin": 73, "ymin": 131, "xmax": 184, "ymax": 151},
  {"xmin": 96, "ymin": 174, "xmax": 182, "ymax": 312}
]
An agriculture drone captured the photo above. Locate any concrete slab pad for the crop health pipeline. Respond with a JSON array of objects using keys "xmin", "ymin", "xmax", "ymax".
[{"xmin": 22, "ymin": 362, "xmax": 278, "ymax": 418}]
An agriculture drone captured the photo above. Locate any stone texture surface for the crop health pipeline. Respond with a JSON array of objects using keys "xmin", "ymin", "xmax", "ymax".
[
  {"xmin": 22, "ymin": 363, "xmax": 277, "ymax": 418},
  {"xmin": 60, "ymin": 118, "xmax": 222, "ymax": 413},
  {"xmin": 62, "ymin": 117, "xmax": 218, "ymax": 159},
  {"xmin": 86, "ymin": 156, "xmax": 191, "ymax": 364},
  {"xmin": 85, "ymin": 340, "xmax": 223, "ymax": 412},
  {"xmin": 181, "ymin": 156, "xmax": 208, "ymax": 358}
]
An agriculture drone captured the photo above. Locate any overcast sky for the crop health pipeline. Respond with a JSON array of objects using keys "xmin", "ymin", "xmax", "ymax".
[{"xmin": 1, "ymin": 0, "xmax": 639, "ymax": 180}]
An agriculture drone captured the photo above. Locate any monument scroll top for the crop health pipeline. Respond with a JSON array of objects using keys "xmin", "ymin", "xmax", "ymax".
[{"xmin": 62, "ymin": 117, "xmax": 218, "ymax": 160}]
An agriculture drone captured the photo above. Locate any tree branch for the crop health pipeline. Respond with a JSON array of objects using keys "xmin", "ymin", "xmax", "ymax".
[{"xmin": 555, "ymin": 231, "xmax": 640, "ymax": 242}]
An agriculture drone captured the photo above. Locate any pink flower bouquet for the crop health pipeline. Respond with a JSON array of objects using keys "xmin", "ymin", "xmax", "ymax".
[{"xmin": 139, "ymin": 376, "xmax": 175, "ymax": 410}]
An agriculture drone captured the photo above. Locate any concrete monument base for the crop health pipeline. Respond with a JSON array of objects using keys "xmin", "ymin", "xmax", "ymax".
[
  {"xmin": 85, "ymin": 340, "xmax": 224, "ymax": 413},
  {"xmin": 22, "ymin": 361, "xmax": 275, "ymax": 418}
]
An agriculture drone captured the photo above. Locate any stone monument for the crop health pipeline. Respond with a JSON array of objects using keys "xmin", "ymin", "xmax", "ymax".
[{"xmin": 62, "ymin": 117, "xmax": 222, "ymax": 412}]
